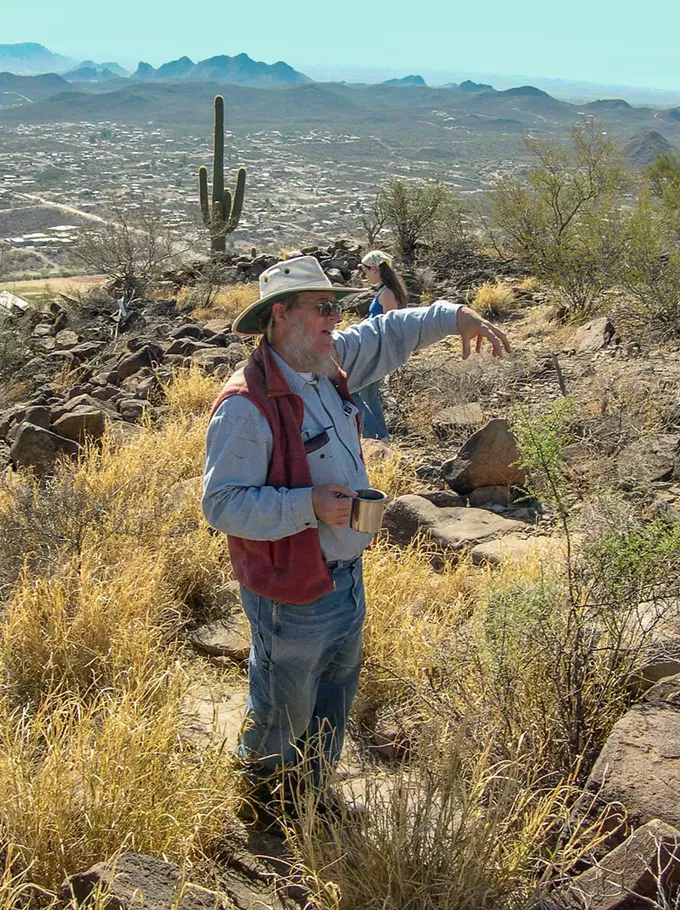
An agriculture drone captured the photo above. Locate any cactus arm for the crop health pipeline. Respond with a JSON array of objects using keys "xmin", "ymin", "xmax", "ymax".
[
  {"xmin": 222, "ymin": 189, "xmax": 233, "ymax": 225},
  {"xmin": 198, "ymin": 166, "xmax": 210, "ymax": 225},
  {"xmin": 226, "ymin": 168, "xmax": 246, "ymax": 232}
]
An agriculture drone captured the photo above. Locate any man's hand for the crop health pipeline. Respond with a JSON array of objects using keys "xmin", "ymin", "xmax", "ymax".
[
  {"xmin": 456, "ymin": 305, "xmax": 511, "ymax": 359},
  {"xmin": 312, "ymin": 484, "xmax": 357, "ymax": 529}
]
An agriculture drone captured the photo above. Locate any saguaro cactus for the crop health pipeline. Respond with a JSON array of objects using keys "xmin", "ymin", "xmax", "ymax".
[{"xmin": 199, "ymin": 95, "xmax": 246, "ymax": 254}]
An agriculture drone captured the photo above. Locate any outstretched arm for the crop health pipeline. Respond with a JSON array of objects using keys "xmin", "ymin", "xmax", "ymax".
[{"xmin": 333, "ymin": 300, "xmax": 510, "ymax": 392}]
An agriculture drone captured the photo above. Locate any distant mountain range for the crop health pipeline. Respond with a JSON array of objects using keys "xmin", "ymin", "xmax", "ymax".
[
  {"xmin": 132, "ymin": 53, "xmax": 309, "ymax": 86},
  {"xmin": 382, "ymin": 75, "xmax": 426, "ymax": 87},
  {"xmin": 0, "ymin": 43, "xmax": 309, "ymax": 88}
]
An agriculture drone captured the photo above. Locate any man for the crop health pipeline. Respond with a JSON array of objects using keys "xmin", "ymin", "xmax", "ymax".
[{"xmin": 202, "ymin": 255, "xmax": 509, "ymax": 803}]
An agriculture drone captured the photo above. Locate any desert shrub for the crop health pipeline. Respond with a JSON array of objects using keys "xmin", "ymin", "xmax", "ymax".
[
  {"xmin": 292, "ymin": 723, "xmax": 612, "ymax": 910},
  {"xmin": 646, "ymin": 151, "xmax": 680, "ymax": 230},
  {"xmin": 378, "ymin": 178, "xmax": 470, "ymax": 266},
  {"xmin": 72, "ymin": 198, "xmax": 183, "ymax": 302},
  {"xmin": 490, "ymin": 119, "xmax": 629, "ymax": 315},
  {"xmin": 471, "ymin": 281, "xmax": 517, "ymax": 318},
  {"xmin": 618, "ymin": 191, "xmax": 680, "ymax": 327}
]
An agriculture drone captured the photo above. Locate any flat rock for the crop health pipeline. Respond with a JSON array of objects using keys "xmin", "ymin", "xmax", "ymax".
[
  {"xmin": 63, "ymin": 853, "xmax": 233, "ymax": 910},
  {"xmin": 180, "ymin": 685, "xmax": 247, "ymax": 752},
  {"xmin": 189, "ymin": 613, "xmax": 250, "ymax": 662},
  {"xmin": 550, "ymin": 819, "xmax": 680, "ymax": 910},
  {"xmin": 566, "ymin": 316, "xmax": 617, "ymax": 353},
  {"xmin": 587, "ymin": 703, "xmax": 680, "ymax": 829},
  {"xmin": 384, "ymin": 494, "xmax": 522, "ymax": 552},
  {"xmin": 441, "ymin": 418, "xmax": 526, "ymax": 495}
]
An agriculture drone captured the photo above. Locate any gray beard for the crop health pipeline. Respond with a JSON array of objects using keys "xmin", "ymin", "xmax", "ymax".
[{"xmin": 285, "ymin": 335, "xmax": 338, "ymax": 377}]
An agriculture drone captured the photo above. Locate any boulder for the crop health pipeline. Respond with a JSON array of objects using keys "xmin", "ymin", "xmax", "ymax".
[
  {"xmin": 168, "ymin": 323, "xmax": 205, "ymax": 341},
  {"xmin": 118, "ymin": 399, "xmax": 149, "ymax": 422},
  {"xmin": 550, "ymin": 819, "xmax": 680, "ymax": 910},
  {"xmin": 10, "ymin": 424, "xmax": 79, "ymax": 475},
  {"xmin": 383, "ymin": 494, "xmax": 522, "ymax": 552},
  {"xmin": 55, "ymin": 329, "xmax": 80, "ymax": 349},
  {"xmin": 202, "ymin": 318, "xmax": 233, "ymax": 337},
  {"xmin": 566, "ymin": 316, "xmax": 617, "ymax": 353},
  {"xmin": 587, "ymin": 702, "xmax": 680, "ymax": 829},
  {"xmin": 116, "ymin": 343, "xmax": 164, "ymax": 381},
  {"xmin": 190, "ymin": 346, "xmax": 242, "ymax": 374},
  {"xmin": 52, "ymin": 408, "xmax": 107, "ymax": 444},
  {"xmin": 618, "ymin": 436, "xmax": 680, "ymax": 488},
  {"xmin": 432, "ymin": 403, "xmax": 483, "ymax": 439},
  {"xmin": 441, "ymin": 418, "xmax": 526, "ymax": 494}
]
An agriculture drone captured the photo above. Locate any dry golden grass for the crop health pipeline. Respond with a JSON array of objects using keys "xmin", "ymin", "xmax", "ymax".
[
  {"xmin": 471, "ymin": 281, "xmax": 517, "ymax": 319},
  {"xmin": 360, "ymin": 537, "xmax": 471, "ymax": 708},
  {"xmin": 186, "ymin": 282, "xmax": 259, "ymax": 323},
  {"xmin": 364, "ymin": 445, "xmax": 415, "ymax": 499},
  {"xmin": 0, "ymin": 369, "xmax": 240, "ymax": 890},
  {"xmin": 516, "ymin": 276, "xmax": 539, "ymax": 292},
  {"xmin": 0, "ymin": 367, "xmax": 645, "ymax": 905}
]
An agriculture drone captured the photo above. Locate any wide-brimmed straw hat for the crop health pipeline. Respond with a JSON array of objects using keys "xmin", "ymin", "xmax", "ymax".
[{"xmin": 233, "ymin": 255, "xmax": 358, "ymax": 335}]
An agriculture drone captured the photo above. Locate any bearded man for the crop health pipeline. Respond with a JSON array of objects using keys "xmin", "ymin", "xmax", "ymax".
[{"xmin": 202, "ymin": 255, "xmax": 509, "ymax": 807}]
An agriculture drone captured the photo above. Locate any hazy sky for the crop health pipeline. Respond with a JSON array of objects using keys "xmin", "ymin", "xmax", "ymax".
[{"xmin": 3, "ymin": 0, "xmax": 679, "ymax": 92}]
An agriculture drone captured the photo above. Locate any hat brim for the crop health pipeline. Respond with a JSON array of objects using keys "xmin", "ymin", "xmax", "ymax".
[{"xmin": 232, "ymin": 286, "xmax": 359, "ymax": 336}]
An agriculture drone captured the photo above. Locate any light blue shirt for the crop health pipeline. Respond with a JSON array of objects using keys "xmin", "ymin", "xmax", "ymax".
[{"xmin": 202, "ymin": 300, "xmax": 461, "ymax": 562}]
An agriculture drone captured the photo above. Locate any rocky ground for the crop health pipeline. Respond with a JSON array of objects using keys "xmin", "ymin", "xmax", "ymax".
[{"xmin": 2, "ymin": 245, "xmax": 680, "ymax": 909}]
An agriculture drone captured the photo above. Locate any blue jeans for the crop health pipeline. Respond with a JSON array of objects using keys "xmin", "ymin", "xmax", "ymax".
[
  {"xmin": 355, "ymin": 379, "xmax": 389, "ymax": 440},
  {"xmin": 239, "ymin": 559, "xmax": 365, "ymax": 781}
]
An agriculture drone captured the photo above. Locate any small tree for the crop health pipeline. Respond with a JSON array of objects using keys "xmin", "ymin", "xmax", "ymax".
[
  {"xmin": 378, "ymin": 179, "xmax": 450, "ymax": 264},
  {"xmin": 491, "ymin": 119, "xmax": 629, "ymax": 314},
  {"xmin": 646, "ymin": 151, "xmax": 680, "ymax": 226},
  {"xmin": 619, "ymin": 191, "xmax": 680, "ymax": 327},
  {"xmin": 73, "ymin": 198, "xmax": 179, "ymax": 302},
  {"xmin": 361, "ymin": 192, "xmax": 387, "ymax": 248}
]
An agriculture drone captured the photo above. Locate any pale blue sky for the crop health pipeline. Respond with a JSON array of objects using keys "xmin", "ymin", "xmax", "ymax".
[{"xmin": 3, "ymin": 0, "xmax": 679, "ymax": 92}]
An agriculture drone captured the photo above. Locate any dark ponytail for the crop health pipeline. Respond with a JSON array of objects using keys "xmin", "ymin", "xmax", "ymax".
[{"xmin": 378, "ymin": 261, "xmax": 408, "ymax": 308}]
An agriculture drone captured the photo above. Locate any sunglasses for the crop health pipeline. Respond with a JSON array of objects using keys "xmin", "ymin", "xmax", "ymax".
[{"xmin": 297, "ymin": 299, "xmax": 343, "ymax": 317}]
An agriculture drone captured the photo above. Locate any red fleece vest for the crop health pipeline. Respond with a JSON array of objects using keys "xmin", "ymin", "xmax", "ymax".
[{"xmin": 209, "ymin": 338, "xmax": 358, "ymax": 605}]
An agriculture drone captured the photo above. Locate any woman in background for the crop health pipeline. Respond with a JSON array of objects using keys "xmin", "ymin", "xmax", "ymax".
[{"xmin": 355, "ymin": 250, "xmax": 409, "ymax": 440}]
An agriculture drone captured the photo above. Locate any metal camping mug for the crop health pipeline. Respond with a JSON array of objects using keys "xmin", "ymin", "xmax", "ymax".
[{"xmin": 350, "ymin": 488, "xmax": 388, "ymax": 533}]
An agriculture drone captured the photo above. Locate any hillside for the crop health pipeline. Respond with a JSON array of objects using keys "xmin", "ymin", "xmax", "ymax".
[{"xmin": 0, "ymin": 71, "xmax": 73, "ymax": 105}]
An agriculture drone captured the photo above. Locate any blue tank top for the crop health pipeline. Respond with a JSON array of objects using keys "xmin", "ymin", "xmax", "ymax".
[{"xmin": 368, "ymin": 286, "xmax": 385, "ymax": 318}]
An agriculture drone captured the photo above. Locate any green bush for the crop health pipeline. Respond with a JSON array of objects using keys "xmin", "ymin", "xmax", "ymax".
[{"xmin": 490, "ymin": 120, "xmax": 628, "ymax": 314}]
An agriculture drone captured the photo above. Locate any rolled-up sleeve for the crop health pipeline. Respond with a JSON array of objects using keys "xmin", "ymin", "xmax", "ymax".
[
  {"xmin": 333, "ymin": 300, "xmax": 462, "ymax": 392},
  {"xmin": 202, "ymin": 397, "xmax": 318, "ymax": 540}
]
